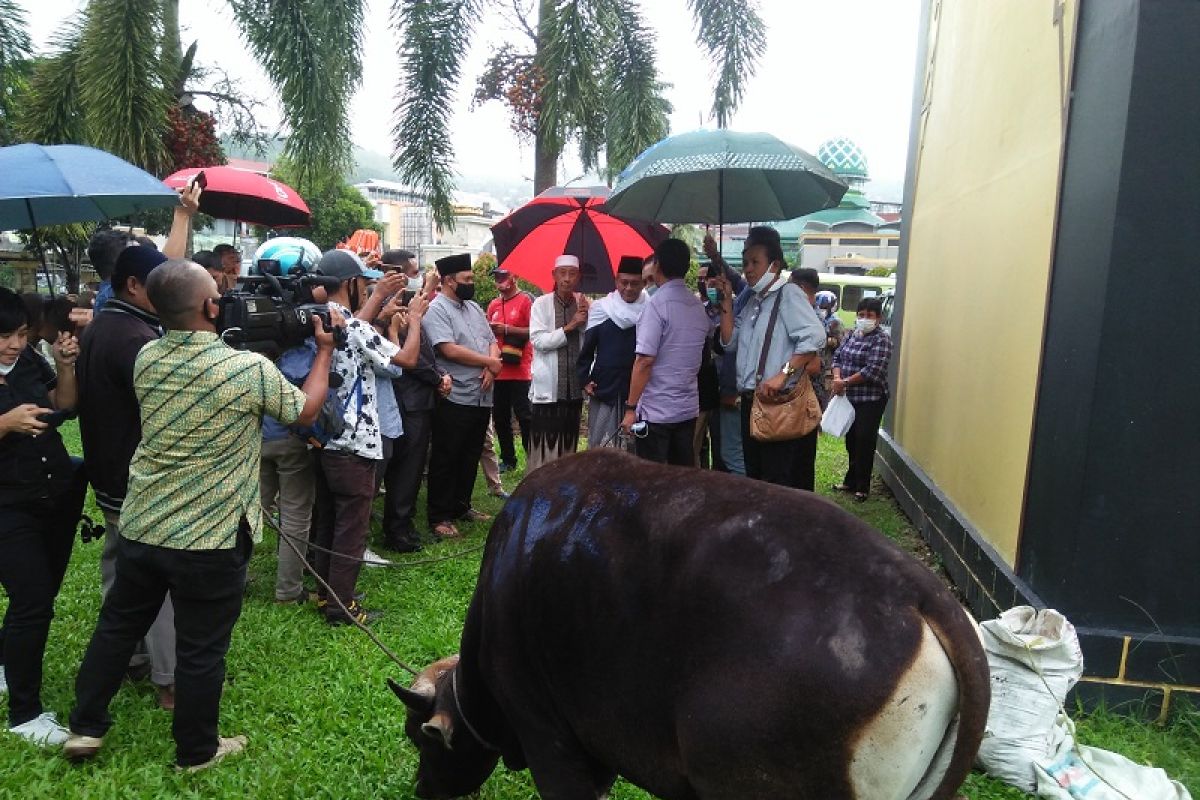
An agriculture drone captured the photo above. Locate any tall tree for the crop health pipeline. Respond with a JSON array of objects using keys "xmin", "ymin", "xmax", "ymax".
[
  {"xmin": 14, "ymin": 0, "xmax": 764, "ymax": 233},
  {"xmin": 395, "ymin": 0, "xmax": 765, "ymax": 227}
]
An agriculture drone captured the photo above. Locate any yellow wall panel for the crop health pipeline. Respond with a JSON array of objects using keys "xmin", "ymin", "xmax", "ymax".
[{"xmin": 893, "ymin": 0, "xmax": 1077, "ymax": 564}]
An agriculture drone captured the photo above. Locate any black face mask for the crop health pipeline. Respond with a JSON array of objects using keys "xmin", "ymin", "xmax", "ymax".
[{"xmin": 454, "ymin": 282, "xmax": 476, "ymax": 303}]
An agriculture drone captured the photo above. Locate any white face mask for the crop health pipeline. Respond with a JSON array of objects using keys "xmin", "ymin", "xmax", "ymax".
[
  {"xmin": 0, "ymin": 360, "xmax": 15, "ymax": 376},
  {"xmin": 855, "ymin": 318, "xmax": 877, "ymax": 334},
  {"xmin": 407, "ymin": 275, "xmax": 423, "ymax": 292},
  {"xmin": 751, "ymin": 266, "xmax": 777, "ymax": 294},
  {"xmin": 817, "ymin": 308, "xmax": 829, "ymax": 320}
]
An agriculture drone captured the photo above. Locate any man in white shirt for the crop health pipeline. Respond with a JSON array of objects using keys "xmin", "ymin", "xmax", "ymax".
[{"xmin": 527, "ymin": 255, "xmax": 589, "ymax": 471}]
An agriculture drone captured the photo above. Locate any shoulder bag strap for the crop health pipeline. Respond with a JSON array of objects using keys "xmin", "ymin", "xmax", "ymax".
[{"xmin": 754, "ymin": 291, "xmax": 785, "ymax": 386}]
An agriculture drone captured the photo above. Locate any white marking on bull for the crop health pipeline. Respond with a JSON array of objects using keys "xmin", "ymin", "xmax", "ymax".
[{"xmin": 848, "ymin": 621, "xmax": 959, "ymax": 800}]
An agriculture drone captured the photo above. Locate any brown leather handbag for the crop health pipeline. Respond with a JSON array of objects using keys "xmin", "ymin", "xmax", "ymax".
[{"xmin": 749, "ymin": 292, "xmax": 822, "ymax": 442}]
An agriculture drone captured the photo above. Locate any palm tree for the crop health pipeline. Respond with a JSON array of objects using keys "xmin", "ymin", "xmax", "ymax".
[
  {"xmin": 395, "ymin": 0, "xmax": 766, "ymax": 225},
  {"xmin": 14, "ymin": 0, "xmax": 765, "ymax": 229},
  {"xmin": 16, "ymin": 0, "xmax": 362, "ymax": 192}
]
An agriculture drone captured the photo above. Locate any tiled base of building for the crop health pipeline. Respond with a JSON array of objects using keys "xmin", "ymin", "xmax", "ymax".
[{"xmin": 876, "ymin": 430, "xmax": 1200, "ymax": 721}]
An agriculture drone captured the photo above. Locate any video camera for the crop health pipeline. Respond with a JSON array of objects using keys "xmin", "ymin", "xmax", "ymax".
[{"xmin": 215, "ymin": 258, "xmax": 343, "ymax": 356}]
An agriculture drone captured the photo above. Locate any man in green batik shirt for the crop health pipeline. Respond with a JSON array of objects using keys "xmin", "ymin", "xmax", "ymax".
[{"xmin": 64, "ymin": 260, "xmax": 341, "ymax": 771}]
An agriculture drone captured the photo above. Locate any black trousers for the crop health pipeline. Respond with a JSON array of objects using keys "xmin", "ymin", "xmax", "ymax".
[
  {"xmin": 0, "ymin": 488, "xmax": 81, "ymax": 727},
  {"xmin": 739, "ymin": 393, "xmax": 818, "ymax": 491},
  {"xmin": 427, "ymin": 401, "xmax": 491, "ymax": 525},
  {"xmin": 491, "ymin": 380, "xmax": 531, "ymax": 466},
  {"xmin": 382, "ymin": 407, "xmax": 433, "ymax": 545},
  {"xmin": 70, "ymin": 523, "xmax": 251, "ymax": 767},
  {"xmin": 634, "ymin": 419, "xmax": 696, "ymax": 467},
  {"xmin": 844, "ymin": 397, "xmax": 888, "ymax": 495}
]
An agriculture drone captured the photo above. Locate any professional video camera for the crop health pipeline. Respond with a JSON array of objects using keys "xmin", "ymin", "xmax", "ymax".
[{"xmin": 215, "ymin": 258, "xmax": 342, "ymax": 355}]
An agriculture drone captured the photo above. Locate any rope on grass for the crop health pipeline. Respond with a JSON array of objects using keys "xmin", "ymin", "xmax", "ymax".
[{"xmin": 264, "ymin": 505, "xmax": 420, "ymax": 677}]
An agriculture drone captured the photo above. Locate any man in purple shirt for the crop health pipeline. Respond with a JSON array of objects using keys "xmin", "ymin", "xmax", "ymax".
[{"xmin": 621, "ymin": 238, "xmax": 711, "ymax": 465}]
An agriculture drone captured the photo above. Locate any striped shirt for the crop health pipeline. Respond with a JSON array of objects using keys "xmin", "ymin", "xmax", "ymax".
[{"xmin": 120, "ymin": 330, "xmax": 307, "ymax": 550}]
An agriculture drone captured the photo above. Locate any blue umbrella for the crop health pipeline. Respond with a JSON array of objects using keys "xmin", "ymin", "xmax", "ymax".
[
  {"xmin": 0, "ymin": 143, "xmax": 180, "ymax": 230},
  {"xmin": 0, "ymin": 143, "xmax": 182, "ymax": 295}
]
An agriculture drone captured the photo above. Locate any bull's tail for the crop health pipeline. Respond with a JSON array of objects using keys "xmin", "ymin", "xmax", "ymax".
[{"xmin": 914, "ymin": 607, "xmax": 990, "ymax": 800}]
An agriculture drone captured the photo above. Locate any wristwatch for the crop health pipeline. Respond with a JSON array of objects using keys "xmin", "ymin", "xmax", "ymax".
[{"xmin": 781, "ymin": 362, "xmax": 796, "ymax": 377}]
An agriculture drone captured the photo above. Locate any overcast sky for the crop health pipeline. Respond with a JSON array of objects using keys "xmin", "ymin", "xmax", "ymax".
[{"xmin": 19, "ymin": 0, "xmax": 920, "ymax": 199}]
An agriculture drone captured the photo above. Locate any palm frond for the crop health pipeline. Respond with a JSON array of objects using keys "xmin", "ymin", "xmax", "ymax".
[
  {"xmin": 230, "ymin": 0, "xmax": 364, "ymax": 193},
  {"xmin": 391, "ymin": 0, "xmax": 481, "ymax": 230},
  {"xmin": 536, "ymin": 0, "xmax": 610, "ymax": 161},
  {"xmin": 77, "ymin": 0, "xmax": 172, "ymax": 173},
  {"xmin": 687, "ymin": 0, "xmax": 765, "ymax": 127},
  {"xmin": 0, "ymin": 0, "xmax": 32, "ymax": 144},
  {"xmin": 602, "ymin": 0, "xmax": 670, "ymax": 179},
  {"xmin": 0, "ymin": 0, "xmax": 31, "ymax": 75},
  {"xmin": 15, "ymin": 20, "xmax": 85, "ymax": 145}
]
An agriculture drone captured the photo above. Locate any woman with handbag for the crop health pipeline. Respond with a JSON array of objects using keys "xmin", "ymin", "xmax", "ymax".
[
  {"xmin": 831, "ymin": 297, "xmax": 893, "ymax": 501},
  {"xmin": 712, "ymin": 227, "xmax": 827, "ymax": 490}
]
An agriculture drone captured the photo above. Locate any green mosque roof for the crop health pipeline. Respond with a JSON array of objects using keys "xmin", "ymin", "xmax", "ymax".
[{"xmin": 817, "ymin": 137, "xmax": 869, "ymax": 180}]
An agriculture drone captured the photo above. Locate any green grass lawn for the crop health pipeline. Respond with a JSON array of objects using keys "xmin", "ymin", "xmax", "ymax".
[{"xmin": 1, "ymin": 424, "xmax": 1194, "ymax": 798}]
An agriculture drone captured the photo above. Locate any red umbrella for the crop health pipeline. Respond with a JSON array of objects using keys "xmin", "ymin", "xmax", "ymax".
[
  {"xmin": 163, "ymin": 165, "xmax": 310, "ymax": 228},
  {"xmin": 490, "ymin": 185, "xmax": 669, "ymax": 294}
]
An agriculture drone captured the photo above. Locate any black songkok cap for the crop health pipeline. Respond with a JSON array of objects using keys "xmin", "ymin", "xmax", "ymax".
[
  {"xmin": 435, "ymin": 253, "xmax": 472, "ymax": 277},
  {"xmin": 616, "ymin": 255, "xmax": 645, "ymax": 276}
]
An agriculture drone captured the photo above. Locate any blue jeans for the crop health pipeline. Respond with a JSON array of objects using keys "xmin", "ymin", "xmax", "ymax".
[{"xmin": 719, "ymin": 405, "xmax": 746, "ymax": 475}]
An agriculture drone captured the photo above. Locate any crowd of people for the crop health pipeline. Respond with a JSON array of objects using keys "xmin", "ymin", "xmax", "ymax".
[{"xmin": 0, "ymin": 188, "xmax": 893, "ymax": 772}]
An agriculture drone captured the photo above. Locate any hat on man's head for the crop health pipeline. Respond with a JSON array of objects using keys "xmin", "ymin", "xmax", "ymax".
[
  {"xmin": 435, "ymin": 253, "xmax": 472, "ymax": 277},
  {"xmin": 490, "ymin": 265, "xmax": 511, "ymax": 278},
  {"xmin": 316, "ymin": 249, "xmax": 383, "ymax": 281},
  {"xmin": 616, "ymin": 255, "xmax": 644, "ymax": 276},
  {"xmin": 111, "ymin": 245, "xmax": 168, "ymax": 292},
  {"xmin": 381, "ymin": 249, "xmax": 416, "ymax": 267},
  {"xmin": 554, "ymin": 254, "xmax": 580, "ymax": 270}
]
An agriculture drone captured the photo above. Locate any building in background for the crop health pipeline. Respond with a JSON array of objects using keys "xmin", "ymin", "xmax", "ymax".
[
  {"xmin": 717, "ymin": 138, "xmax": 901, "ymax": 273},
  {"xmin": 355, "ymin": 179, "xmax": 507, "ymax": 266},
  {"xmin": 882, "ymin": 0, "xmax": 1198, "ymax": 718}
]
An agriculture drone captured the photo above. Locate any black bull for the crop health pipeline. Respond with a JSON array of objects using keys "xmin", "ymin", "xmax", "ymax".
[{"xmin": 391, "ymin": 450, "xmax": 989, "ymax": 800}]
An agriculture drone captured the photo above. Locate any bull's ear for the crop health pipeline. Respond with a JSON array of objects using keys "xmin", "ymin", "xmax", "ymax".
[
  {"xmin": 388, "ymin": 677, "xmax": 435, "ymax": 715},
  {"xmin": 421, "ymin": 711, "xmax": 454, "ymax": 750}
]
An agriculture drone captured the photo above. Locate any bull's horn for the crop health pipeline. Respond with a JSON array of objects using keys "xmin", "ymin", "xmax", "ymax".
[
  {"xmin": 387, "ymin": 677, "xmax": 435, "ymax": 714},
  {"xmin": 421, "ymin": 711, "xmax": 454, "ymax": 750}
]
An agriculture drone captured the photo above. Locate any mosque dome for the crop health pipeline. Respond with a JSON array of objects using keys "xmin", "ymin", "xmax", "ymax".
[{"xmin": 817, "ymin": 137, "xmax": 869, "ymax": 181}]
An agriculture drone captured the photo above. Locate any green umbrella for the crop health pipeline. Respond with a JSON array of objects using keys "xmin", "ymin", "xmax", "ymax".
[{"xmin": 606, "ymin": 129, "xmax": 847, "ymax": 224}]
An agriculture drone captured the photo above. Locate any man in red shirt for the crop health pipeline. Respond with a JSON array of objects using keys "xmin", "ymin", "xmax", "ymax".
[{"xmin": 486, "ymin": 267, "xmax": 532, "ymax": 471}]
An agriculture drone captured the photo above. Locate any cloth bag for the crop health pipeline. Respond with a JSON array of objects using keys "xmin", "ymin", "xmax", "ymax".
[
  {"xmin": 1034, "ymin": 715, "xmax": 1193, "ymax": 800},
  {"xmin": 749, "ymin": 292, "xmax": 821, "ymax": 442},
  {"xmin": 820, "ymin": 393, "xmax": 856, "ymax": 438},
  {"xmin": 976, "ymin": 607, "xmax": 1085, "ymax": 792}
]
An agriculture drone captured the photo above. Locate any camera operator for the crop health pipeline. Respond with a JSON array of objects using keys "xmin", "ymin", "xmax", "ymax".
[
  {"xmin": 64, "ymin": 259, "xmax": 339, "ymax": 771},
  {"xmin": 308, "ymin": 251, "xmax": 427, "ymax": 626},
  {"xmin": 76, "ymin": 245, "xmax": 177, "ymax": 710},
  {"xmin": 0, "ymin": 288, "xmax": 84, "ymax": 747}
]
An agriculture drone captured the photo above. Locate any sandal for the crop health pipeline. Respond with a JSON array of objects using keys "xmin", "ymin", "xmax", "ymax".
[
  {"xmin": 432, "ymin": 521, "xmax": 462, "ymax": 539},
  {"xmin": 853, "ymin": 492, "xmax": 869, "ymax": 502},
  {"xmin": 832, "ymin": 483, "xmax": 854, "ymax": 493},
  {"xmin": 463, "ymin": 508, "xmax": 492, "ymax": 522}
]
